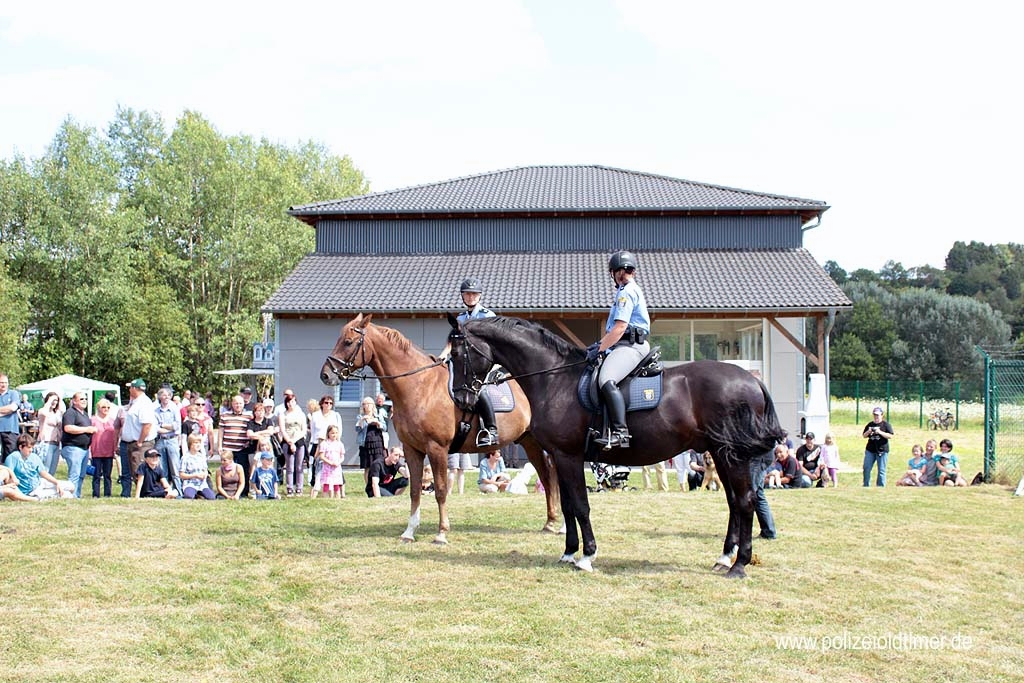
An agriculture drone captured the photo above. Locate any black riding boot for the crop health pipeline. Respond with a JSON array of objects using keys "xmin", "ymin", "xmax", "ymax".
[
  {"xmin": 475, "ymin": 391, "xmax": 499, "ymax": 447},
  {"xmin": 597, "ymin": 381, "xmax": 630, "ymax": 449}
]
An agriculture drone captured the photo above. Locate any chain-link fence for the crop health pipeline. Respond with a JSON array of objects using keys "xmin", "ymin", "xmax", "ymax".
[
  {"xmin": 829, "ymin": 379, "xmax": 983, "ymax": 428},
  {"xmin": 979, "ymin": 348, "xmax": 1024, "ymax": 485}
]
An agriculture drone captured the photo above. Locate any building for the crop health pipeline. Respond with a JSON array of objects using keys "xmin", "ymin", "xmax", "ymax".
[{"xmin": 263, "ymin": 165, "xmax": 852, "ymax": 459}]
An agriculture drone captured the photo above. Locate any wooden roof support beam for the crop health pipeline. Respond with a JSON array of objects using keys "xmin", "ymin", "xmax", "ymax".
[
  {"xmin": 768, "ymin": 316, "xmax": 820, "ymax": 370},
  {"xmin": 552, "ymin": 319, "xmax": 587, "ymax": 348}
]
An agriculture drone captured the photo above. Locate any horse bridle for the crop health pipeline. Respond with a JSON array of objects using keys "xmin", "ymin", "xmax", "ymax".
[
  {"xmin": 326, "ymin": 326, "xmax": 446, "ymax": 381},
  {"xmin": 449, "ymin": 330, "xmax": 494, "ymax": 396},
  {"xmin": 449, "ymin": 328, "xmax": 589, "ymax": 395},
  {"xmin": 324, "ymin": 326, "xmax": 368, "ymax": 380}
]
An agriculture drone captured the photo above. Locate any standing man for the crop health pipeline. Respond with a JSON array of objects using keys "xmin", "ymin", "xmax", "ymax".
[
  {"xmin": 0, "ymin": 374, "xmax": 22, "ymax": 460},
  {"xmin": 119, "ymin": 379, "xmax": 158, "ymax": 496},
  {"xmin": 862, "ymin": 406, "xmax": 894, "ymax": 487},
  {"xmin": 61, "ymin": 391, "xmax": 97, "ymax": 498},
  {"xmin": 154, "ymin": 388, "xmax": 183, "ymax": 495},
  {"xmin": 240, "ymin": 387, "xmax": 256, "ymax": 412},
  {"xmin": 219, "ymin": 395, "xmax": 252, "ymax": 489}
]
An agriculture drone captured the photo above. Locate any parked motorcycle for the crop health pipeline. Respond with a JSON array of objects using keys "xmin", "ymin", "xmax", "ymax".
[{"xmin": 928, "ymin": 407, "xmax": 955, "ymax": 430}]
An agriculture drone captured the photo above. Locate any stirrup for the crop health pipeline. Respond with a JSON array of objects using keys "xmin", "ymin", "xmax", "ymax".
[
  {"xmin": 594, "ymin": 429, "xmax": 630, "ymax": 450},
  {"xmin": 476, "ymin": 428, "xmax": 498, "ymax": 448}
]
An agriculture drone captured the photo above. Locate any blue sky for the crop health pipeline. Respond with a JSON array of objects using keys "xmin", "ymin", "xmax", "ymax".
[{"xmin": 2, "ymin": 0, "xmax": 1021, "ymax": 272}]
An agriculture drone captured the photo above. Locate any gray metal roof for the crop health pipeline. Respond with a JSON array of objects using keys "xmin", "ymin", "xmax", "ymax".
[
  {"xmin": 288, "ymin": 165, "xmax": 828, "ymax": 219},
  {"xmin": 262, "ymin": 249, "xmax": 851, "ymax": 315}
]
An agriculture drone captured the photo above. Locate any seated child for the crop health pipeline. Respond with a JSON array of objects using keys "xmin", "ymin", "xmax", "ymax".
[
  {"xmin": 896, "ymin": 444, "xmax": 929, "ymax": 486},
  {"xmin": 136, "ymin": 448, "xmax": 178, "ymax": 499},
  {"xmin": 936, "ymin": 438, "xmax": 967, "ymax": 487},
  {"xmin": 180, "ymin": 433, "xmax": 215, "ymax": 500}
]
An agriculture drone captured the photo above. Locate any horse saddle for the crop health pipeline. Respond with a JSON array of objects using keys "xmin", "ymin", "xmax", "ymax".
[
  {"xmin": 446, "ymin": 361, "xmax": 516, "ymax": 414},
  {"xmin": 577, "ymin": 346, "xmax": 664, "ymax": 414}
]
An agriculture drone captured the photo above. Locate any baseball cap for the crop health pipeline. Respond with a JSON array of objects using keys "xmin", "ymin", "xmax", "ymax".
[
  {"xmin": 804, "ymin": 432, "xmax": 815, "ymax": 440},
  {"xmin": 241, "ymin": 386, "xmax": 253, "ymax": 395},
  {"xmin": 127, "ymin": 378, "xmax": 147, "ymax": 390},
  {"xmin": 144, "ymin": 448, "xmax": 160, "ymax": 458},
  {"xmin": 260, "ymin": 452, "xmax": 273, "ymax": 460},
  {"xmin": 872, "ymin": 406, "xmax": 883, "ymax": 415}
]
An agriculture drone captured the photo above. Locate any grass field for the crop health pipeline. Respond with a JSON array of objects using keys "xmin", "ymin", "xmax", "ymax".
[{"xmin": 2, "ymin": 419, "xmax": 1022, "ymax": 682}]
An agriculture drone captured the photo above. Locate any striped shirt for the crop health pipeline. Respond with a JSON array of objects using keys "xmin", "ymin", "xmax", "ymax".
[{"xmin": 219, "ymin": 410, "xmax": 252, "ymax": 453}]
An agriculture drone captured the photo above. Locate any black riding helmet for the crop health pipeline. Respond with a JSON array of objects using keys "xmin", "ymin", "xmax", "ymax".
[
  {"xmin": 460, "ymin": 278, "xmax": 483, "ymax": 294},
  {"xmin": 608, "ymin": 250, "xmax": 637, "ymax": 272}
]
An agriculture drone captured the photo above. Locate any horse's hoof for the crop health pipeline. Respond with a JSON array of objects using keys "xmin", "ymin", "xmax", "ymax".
[
  {"xmin": 724, "ymin": 566, "xmax": 747, "ymax": 579},
  {"xmin": 711, "ymin": 562, "xmax": 730, "ymax": 572},
  {"xmin": 574, "ymin": 555, "xmax": 595, "ymax": 573},
  {"xmin": 432, "ymin": 535, "xmax": 448, "ymax": 546},
  {"xmin": 558, "ymin": 553, "xmax": 576, "ymax": 566},
  {"xmin": 400, "ymin": 535, "xmax": 416, "ymax": 543},
  {"xmin": 541, "ymin": 521, "xmax": 560, "ymax": 534}
]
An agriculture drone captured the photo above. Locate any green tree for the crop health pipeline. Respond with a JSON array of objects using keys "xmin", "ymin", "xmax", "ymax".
[
  {"xmin": 3, "ymin": 108, "xmax": 368, "ymax": 390},
  {"xmin": 824, "ymin": 260, "xmax": 847, "ymax": 285}
]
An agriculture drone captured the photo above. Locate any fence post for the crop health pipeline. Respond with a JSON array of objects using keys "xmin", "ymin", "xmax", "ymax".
[
  {"xmin": 954, "ymin": 380, "xmax": 960, "ymax": 430},
  {"xmin": 885, "ymin": 380, "xmax": 891, "ymax": 419},
  {"xmin": 919, "ymin": 380, "xmax": 924, "ymax": 429}
]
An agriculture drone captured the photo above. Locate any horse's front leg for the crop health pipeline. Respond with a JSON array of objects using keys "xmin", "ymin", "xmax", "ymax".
[
  {"xmin": 401, "ymin": 450, "xmax": 426, "ymax": 543},
  {"xmin": 428, "ymin": 450, "xmax": 451, "ymax": 545},
  {"xmin": 554, "ymin": 456, "xmax": 597, "ymax": 572},
  {"xmin": 554, "ymin": 457, "xmax": 581, "ymax": 565}
]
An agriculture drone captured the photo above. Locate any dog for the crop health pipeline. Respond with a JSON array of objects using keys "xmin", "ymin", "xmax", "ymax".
[{"xmin": 702, "ymin": 451, "xmax": 722, "ymax": 491}]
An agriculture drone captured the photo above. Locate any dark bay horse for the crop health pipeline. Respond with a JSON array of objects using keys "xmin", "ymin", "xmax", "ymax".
[
  {"xmin": 447, "ymin": 315, "xmax": 785, "ymax": 577},
  {"xmin": 319, "ymin": 314, "xmax": 560, "ymax": 544}
]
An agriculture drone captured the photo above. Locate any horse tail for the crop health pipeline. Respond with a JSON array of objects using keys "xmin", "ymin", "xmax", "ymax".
[{"xmin": 713, "ymin": 379, "xmax": 787, "ymax": 463}]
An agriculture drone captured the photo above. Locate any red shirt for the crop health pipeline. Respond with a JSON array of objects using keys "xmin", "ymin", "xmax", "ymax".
[{"xmin": 91, "ymin": 415, "xmax": 119, "ymax": 458}]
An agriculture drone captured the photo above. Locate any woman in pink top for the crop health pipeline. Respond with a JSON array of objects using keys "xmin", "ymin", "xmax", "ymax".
[
  {"xmin": 90, "ymin": 398, "xmax": 119, "ymax": 497},
  {"xmin": 36, "ymin": 392, "xmax": 65, "ymax": 476}
]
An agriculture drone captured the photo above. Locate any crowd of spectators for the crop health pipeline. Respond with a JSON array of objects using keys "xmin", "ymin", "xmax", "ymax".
[{"xmin": 0, "ymin": 373, "xmax": 411, "ymax": 502}]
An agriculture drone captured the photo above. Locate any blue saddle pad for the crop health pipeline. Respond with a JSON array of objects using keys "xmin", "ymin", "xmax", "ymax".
[
  {"xmin": 447, "ymin": 361, "xmax": 516, "ymax": 413},
  {"xmin": 577, "ymin": 366, "xmax": 662, "ymax": 414}
]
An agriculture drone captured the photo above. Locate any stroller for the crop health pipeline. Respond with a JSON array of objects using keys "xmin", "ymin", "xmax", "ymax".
[{"xmin": 589, "ymin": 461, "xmax": 635, "ymax": 492}]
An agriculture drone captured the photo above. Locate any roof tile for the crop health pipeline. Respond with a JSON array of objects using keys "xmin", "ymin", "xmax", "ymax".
[
  {"xmin": 289, "ymin": 165, "xmax": 827, "ymax": 216},
  {"xmin": 262, "ymin": 250, "xmax": 851, "ymax": 314}
]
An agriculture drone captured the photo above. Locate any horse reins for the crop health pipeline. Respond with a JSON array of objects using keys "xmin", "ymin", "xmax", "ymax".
[
  {"xmin": 325, "ymin": 327, "xmax": 446, "ymax": 381},
  {"xmin": 450, "ymin": 331, "xmax": 588, "ymax": 392}
]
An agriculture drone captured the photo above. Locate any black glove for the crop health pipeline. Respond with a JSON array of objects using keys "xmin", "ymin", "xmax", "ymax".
[{"xmin": 585, "ymin": 343, "xmax": 602, "ymax": 363}]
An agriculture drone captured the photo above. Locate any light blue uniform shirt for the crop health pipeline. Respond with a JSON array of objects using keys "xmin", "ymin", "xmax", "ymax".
[
  {"xmin": 457, "ymin": 304, "xmax": 496, "ymax": 324},
  {"xmin": 0, "ymin": 389, "xmax": 21, "ymax": 434},
  {"xmin": 605, "ymin": 280, "xmax": 650, "ymax": 334}
]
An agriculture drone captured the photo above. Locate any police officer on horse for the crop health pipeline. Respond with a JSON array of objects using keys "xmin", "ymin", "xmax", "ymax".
[
  {"xmin": 585, "ymin": 251, "xmax": 651, "ymax": 449},
  {"xmin": 457, "ymin": 278, "xmax": 500, "ymax": 447}
]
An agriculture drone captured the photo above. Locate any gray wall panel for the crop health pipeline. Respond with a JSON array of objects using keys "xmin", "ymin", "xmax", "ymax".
[{"xmin": 315, "ymin": 216, "xmax": 802, "ymax": 254}]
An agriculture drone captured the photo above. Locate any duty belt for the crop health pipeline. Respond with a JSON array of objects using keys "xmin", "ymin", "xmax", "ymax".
[{"xmin": 620, "ymin": 326, "xmax": 649, "ymax": 345}]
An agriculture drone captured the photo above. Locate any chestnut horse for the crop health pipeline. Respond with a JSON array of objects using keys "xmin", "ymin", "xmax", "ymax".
[
  {"xmin": 319, "ymin": 314, "xmax": 560, "ymax": 544},
  {"xmin": 447, "ymin": 315, "xmax": 785, "ymax": 577}
]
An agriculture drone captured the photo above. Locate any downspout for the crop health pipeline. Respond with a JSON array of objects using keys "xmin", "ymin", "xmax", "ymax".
[
  {"xmin": 801, "ymin": 214, "xmax": 822, "ymax": 235},
  {"xmin": 824, "ymin": 307, "xmax": 837, "ymax": 410}
]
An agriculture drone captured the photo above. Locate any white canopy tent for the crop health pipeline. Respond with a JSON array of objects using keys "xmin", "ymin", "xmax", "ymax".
[{"xmin": 17, "ymin": 373, "xmax": 121, "ymax": 415}]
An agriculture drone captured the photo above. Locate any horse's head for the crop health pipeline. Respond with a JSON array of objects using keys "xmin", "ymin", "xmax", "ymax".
[
  {"xmin": 321, "ymin": 313, "xmax": 375, "ymax": 385},
  {"xmin": 446, "ymin": 312, "xmax": 497, "ymax": 408}
]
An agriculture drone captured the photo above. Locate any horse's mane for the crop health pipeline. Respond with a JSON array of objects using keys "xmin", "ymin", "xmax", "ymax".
[
  {"xmin": 371, "ymin": 324, "xmax": 414, "ymax": 355},
  {"xmin": 472, "ymin": 316, "xmax": 585, "ymax": 359}
]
